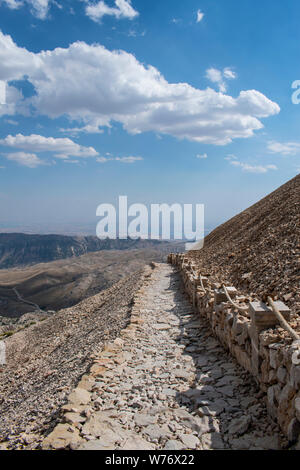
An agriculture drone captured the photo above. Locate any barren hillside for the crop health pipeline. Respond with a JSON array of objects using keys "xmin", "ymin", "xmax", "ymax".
[
  {"xmin": 0, "ymin": 248, "xmax": 169, "ymax": 318},
  {"xmin": 188, "ymin": 174, "xmax": 300, "ymax": 313},
  {"xmin": 0, "ymin": 268, "xmax": 147, "ymax": 447}
]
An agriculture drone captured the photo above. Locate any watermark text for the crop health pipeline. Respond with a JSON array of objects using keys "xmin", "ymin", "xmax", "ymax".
[
  {"xmin": 0, "ymin": 81, "xmax": 6, "ymax": 105},
  {"xmin": 96, "ymin": 196, "xmax": 204, "ymax": 251}
]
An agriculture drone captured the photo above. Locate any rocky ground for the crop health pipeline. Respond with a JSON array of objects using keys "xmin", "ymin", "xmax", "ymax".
[
  {"xmin": 187, "ymin": 174, "xmax": 300, "ymax": 319},
  {"xmin": 0, "ymin": 268, "xmax": 146, "ymax": 449},
  {"xmin": 43, "ymin": 264, "xmax": 286, "ymax": 451},
  {"xmin": 0, "ymin": 311, "xmax": 55, "ymax": 340}
]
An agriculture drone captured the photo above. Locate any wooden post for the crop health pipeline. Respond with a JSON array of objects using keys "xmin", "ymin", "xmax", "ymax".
[
  {"xmin": 214, "ymin": 287, "xmax": 237, "ymax": 304},
  {"xmin": 249, "ymin": 300, "xmax": 292, "ymax": 377},
  {"xmin": 267, "ymin": 297, "xmax": 299, "ymax": 341}
]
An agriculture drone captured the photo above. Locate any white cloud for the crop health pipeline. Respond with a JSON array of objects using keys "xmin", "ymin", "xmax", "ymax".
[
  {"xmin": 0, "ymin": 83, "xmax": 26, "ymax": 118},
  {"xmin": 2, "ymin": 0, "xmax": 51, "ymax": 19},
  {"xmin": 97, "ymin": 156, "xmax": 109, "ymax": 163},
  {"xmin": 196, "ymin": 9, "xmax": 204, "ymax": 23},
  {"xmin": 223, "ymin": 67, "xmax": 237, "ymax": 80},
  {"xmin": 4, "ymin": 151, "xmax": 44, "ymax": 167},
  {"xmin": 224, "ymin": 154, "xmax": 237, "ymax": 161},
  {"xmin": 85, "ymin": 0, "xmax": 138, "ymax": 22},
  {"xmin": 28, "ymin": 0, "xmax": 50, "ymax": 18},
  {"xmin": 205, "ymin": 68, "xmax": 226, "ymax": 93},
  {"xmin": 97, "ymin": 155, "xmax": 142, "ymax": 164},
  {"xmin": 229, "ymin": 160, "xmax": 278, "ymax": 174},
  {"xmin": 0, "ymin": 134, "xmax": 99, "ymax": 159},
  {"xmin": 205, "ymin": 68, "xmax": 223, "ymax": 85},
  {"xmin": 206, "ymin": 67, "xmax": 237, "ymax": 93},
  {"xmin": 4, "ymin": 118, "xmax": 18, "ymax": 125},
  {"xmin": 63, "ymin": 159, "xmax": 80, "ymax": 164},
  {"xmin": 115, "ymin": 156, "xmax": 142, "ymax": 163},
  {"xmin": 0, "ymin": 33, "xmax": 38, "ymax": 82},
  {"xmin": 2, "ymin": 0, "xmax": 23, "ymax": 9},
  {"xmin": 196, "ymin": 153, "xmax": 208, "ymax": 159},
  {"xmin": 267, "ymin": 141, "xmax": 300, "ymax": 156},
  {"xmin": 60, "ymin": 120, "xmax": 105, "ymax": 135},
  {"xmin": 127, "ymin": 29, "xmax": 146, "ymax": 38},
  {"xmin": 0, "ymin": 30, "xmax": 280, "ymax": 146}
]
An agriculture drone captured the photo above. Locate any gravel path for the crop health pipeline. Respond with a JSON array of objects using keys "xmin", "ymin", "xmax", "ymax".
[{"xmin": 68, "ymin": 264, "xmax": 285, "ymax": 451}]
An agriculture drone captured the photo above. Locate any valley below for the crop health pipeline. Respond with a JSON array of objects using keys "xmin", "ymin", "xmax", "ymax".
[{"xmin": 0, "ymin": 246, "xmax": 177, "ymax": 319}]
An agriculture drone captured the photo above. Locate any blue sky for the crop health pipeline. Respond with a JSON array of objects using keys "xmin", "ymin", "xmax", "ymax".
[{"xmin": 0, "ymin": 0, "xmax": 299, "ymax": 235}]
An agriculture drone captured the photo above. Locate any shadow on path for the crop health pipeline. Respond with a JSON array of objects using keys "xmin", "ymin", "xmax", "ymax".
[{"xmin": 165, "ymin": 268, "xmax": 282, "ymax": 450}]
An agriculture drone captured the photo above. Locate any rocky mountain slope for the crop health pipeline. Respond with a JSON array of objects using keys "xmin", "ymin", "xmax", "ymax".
[
  {"xmin": 0, "ymin": 268, "xmax": 149, "ymax": 447},
  {"xmin": 187, "ymin": 174, "xmax": 300, "ymax": 314},
  {"xmin": 0, "ymin": 233, "xmax": 175, "ymax": 269}
]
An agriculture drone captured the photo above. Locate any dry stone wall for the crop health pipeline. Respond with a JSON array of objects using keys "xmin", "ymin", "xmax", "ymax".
[{"xmin": 168, "ymin": 253, "xmax": 300, "ymax": 444}]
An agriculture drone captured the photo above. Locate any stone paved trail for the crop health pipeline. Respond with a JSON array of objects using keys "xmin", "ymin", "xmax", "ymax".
[{"xmin": 71, "ymin": 264, "xmax": 284, "ymax": 450}]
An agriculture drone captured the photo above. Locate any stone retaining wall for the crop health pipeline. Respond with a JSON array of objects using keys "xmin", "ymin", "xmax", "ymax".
[{"xmin": 168, "ymin": 253, "xmax": 300, "ymax": 445}]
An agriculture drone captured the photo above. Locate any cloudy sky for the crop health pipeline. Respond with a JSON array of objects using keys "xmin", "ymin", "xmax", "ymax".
[{"xmin": 0, "ymin": 0, "xmax": 299, "ymax": 233}]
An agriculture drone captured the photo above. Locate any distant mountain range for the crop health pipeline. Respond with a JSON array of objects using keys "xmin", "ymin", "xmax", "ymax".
[{"xmin": 0, "ymin": 233, "xmax": 181, "ymax": 269}]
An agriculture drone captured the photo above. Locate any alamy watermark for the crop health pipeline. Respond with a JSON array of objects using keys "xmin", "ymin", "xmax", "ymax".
[
  {"xmin": 0, "ymin": 341, "xmax": 6, "ymax": 366},
  {"xmin": 96, "ymin": 196, "xmax": 204, "ymax": 251},
  {"xmin": 291, "ymin": 80, "xmax": 300, "ymax": 104},
  {"xmin": 0, "ymin": 81, "xmax": 6, "ymax": 105}
]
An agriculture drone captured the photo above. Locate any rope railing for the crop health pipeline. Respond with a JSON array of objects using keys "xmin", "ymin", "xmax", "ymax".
[
  {"xmin": 267, "ymin": 297, "xmax": 300, "ymax": 342},
  {"xmin": 190, "ymin": 267, "xmax": 208, "ymax": 294},
  {"xmin": 222, "ymin": 284, "xmax": 248, "ymax": 313},
  {"xmin": 199, "ymin": 274, "xmax": 207, "ymax": 294},
  {"xmin": 176, "ymin": 257, "xmax": 299, "ymax": 345}
]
